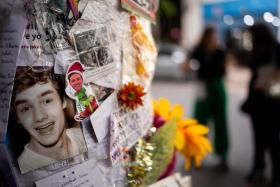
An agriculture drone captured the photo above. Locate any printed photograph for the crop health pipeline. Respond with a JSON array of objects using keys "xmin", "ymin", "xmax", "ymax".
[
  {"xmin": 74, "ymin": 30, "xmax": 95, "ymax": 52},
  {"xmin": 94, "ymin": 27, "xmax": 110, "ymax": 46},
  {"xmin": 7, "ymin": 66, "xmax": 87, "ymax": 174},
  {"xmin": 89, "ymin": 83, "xmax": 114, "ymax": 104},
  {"xmin": 79, "ymin": 52, "xmax": 98, "ymax": 68},
  {"xmin": 94, "ymin": 47, "xmax": 113, "ymax": 67},
  {"xmin": 74, "ymin": 27, "xmax": 113, "ymax": 68}
]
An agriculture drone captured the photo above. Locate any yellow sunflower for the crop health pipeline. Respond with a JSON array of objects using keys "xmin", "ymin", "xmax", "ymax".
[
  {"xmin": 152, "ymin": 97, "xmax": 212, "ymax": 170},
  {"xmin": 152, "ymin": 97, "xmax": 183, "ymax": 121},
  {"xmin": 176, "ymin": 119, "xmax": 212, "ymax": 170}
]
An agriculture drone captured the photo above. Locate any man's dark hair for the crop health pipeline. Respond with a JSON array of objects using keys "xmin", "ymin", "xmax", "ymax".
[
  {"xmin": 67, "ymin": 72, "xmax": 83, "ymax": 82},
  {"xmin": 11, "ymin": 66, "xmax": 65, "ymax": 104}
]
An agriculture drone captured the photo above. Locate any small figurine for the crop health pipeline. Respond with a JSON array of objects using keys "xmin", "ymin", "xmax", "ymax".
[{"xmin": 66, "ymin": 61, "xmax": 99, "ymax": 121}]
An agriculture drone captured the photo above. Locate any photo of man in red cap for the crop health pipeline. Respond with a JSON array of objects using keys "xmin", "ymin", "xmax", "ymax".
[{"xmin": 66, "ymin": 61, "xmax": 99, "ymax": 121}]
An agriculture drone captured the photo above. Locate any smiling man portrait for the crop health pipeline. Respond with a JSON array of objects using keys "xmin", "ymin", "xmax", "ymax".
[{"xmin": 9, "ymin": 66, "xmax": 87, "ymax": 174}]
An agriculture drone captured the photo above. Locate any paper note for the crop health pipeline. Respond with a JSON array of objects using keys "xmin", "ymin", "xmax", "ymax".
[
  {"xmin": 36, "ymin": 159, "xmax": 106, "ymax": 187},
  {"xmin": 90, "ymin": 92, "xmax": 118, "ymax": 142},
  {"xmin": 0, "ymin": 5, "xmax": 27, "ymax": 141},
  {"xmin": 109, "ymin": 96, "xmax": 153, "ymax": 165}
]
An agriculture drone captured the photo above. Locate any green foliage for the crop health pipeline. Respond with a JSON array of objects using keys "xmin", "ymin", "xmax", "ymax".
[{"xmin": 141, "ymin": 118, "xmax": 177, "ymax": 186}]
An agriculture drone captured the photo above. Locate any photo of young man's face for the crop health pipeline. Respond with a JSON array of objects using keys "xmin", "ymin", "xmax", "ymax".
[
  {"xmin": 8, "ymin": 67, "xmax": 87, "ymax": 174},
  {"xmin": 69, "ymin": 73, "xmax": 83, "ymax": 92},
  {"xmin": 14, "ymin": 82, "xmax": 66, "ymax": 147}
]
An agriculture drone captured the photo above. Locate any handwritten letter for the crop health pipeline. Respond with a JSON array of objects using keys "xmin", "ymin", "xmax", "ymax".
[{"xmin": 0, "ymin": 13, "xmax": 26, "ymax": 141}]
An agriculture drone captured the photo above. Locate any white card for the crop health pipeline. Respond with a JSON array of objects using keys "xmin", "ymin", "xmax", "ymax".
[
  {"xmin": 36, "ymin": 159, "xmax": 106, "ymax": 187},
  {"xmin": 110, "ymin": 107, "xmax": 143, "ymax": 165},
  {"xmin": 109, "ymin": 95, "xmax": 153, "ymax": 165},
  {"xmin": 90, "ymin": 91, "xmax": 118, "ymax": 142}
]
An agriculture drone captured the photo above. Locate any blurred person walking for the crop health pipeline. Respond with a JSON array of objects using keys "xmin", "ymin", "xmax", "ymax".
[
  {"xmin": 183, "ymin": 26, "xmax": 229, "ymax": 171},
  {"xmin": 241, "ymin": 23, "xmax": 280, "ymax": 187}
]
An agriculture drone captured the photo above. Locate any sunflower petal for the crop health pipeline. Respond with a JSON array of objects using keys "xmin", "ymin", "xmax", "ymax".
[
  {"xmin": 187, "ymin": 125, "xmax": 209, "ymax": 135},
  {"xmin": 152, "ymin": 99, "xmax": 159, "ymax": 114},
  {"xmin": 194, "ymin": 154, "xmax": 203, "ymax": 168},
  {"xmin": 184, "ymin": 158, "xmax": 192, "ymax": 170},
  {"xmin": 170, "ymin": 104, "xmax": 184, "ymax": 120},
  {"xmin": 200, "ymin": 136, "xmax": 213, "ymax": 153},
  {"xmin": 174, "ymin": 130, "xmax": 185, "ymax": 151},
  {"xmin": 178, "ymin": 119, "xmax": 198, "ymax": 128},
  {"xmin": 158, "ymin": 98, "xmax": 171, "ymax": 120}
]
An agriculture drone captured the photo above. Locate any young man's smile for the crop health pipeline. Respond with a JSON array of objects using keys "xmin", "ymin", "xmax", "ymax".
[
  {"xmin": 34, "ymin": 121, "xmax": 55, "ymax": 135},
  {"xmin": 14, "ymin": 82, "xmax": 66, "ymax": 147}
]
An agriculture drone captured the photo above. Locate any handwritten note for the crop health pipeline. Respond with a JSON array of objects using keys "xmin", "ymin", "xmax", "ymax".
[
  {"xmin": 36, "ymin": 159, "xmax": 106, "ymax": 187},
  {"xmin": 109, "ymin": 96, "xmax": 153, "ymax": 165},
  {"xmin": 0, "ymin": 13, "xmax": 27, "ymax": 141}
]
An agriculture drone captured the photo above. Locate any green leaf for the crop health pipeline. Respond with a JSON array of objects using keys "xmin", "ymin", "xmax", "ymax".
[{"xmin": 141, "ymin": 118, "xmax": 177, "ymax": 186}]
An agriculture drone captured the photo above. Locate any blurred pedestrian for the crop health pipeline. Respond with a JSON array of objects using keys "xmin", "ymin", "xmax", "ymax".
[
  {"xmin": 184, "ymin": 26, "xmax": 229, "ymax": 171},
  {"xmin": 241, "ymin": 23, "xmax": 280, "ymax": 187}
]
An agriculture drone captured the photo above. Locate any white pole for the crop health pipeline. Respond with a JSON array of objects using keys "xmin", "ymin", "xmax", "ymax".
[
  {"xmin": 278, "ymin": 0, "xmax": 280, "ymax": 41},
  {"xmin": 181, "ymin": 0, "xmax": 204, "ymax": 50}
]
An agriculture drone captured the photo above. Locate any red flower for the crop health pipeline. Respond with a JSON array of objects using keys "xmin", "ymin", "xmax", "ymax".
[{"xmin": 118, "ymin": 82, "xmax": 146, "ymax": 110}]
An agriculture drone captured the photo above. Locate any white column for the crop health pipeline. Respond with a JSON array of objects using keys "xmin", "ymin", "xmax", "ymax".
[
  {"xmin": 278, "ymin": 0, "xmax": 280, "ymax": 41},
  {"xmin": 181, "ymin": 0, "xmax": 204, "ymax": 50}
]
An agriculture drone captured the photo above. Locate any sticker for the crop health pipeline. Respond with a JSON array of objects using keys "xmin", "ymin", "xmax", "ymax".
[{"xmin": 65, "ymin": 61, "xmax": 99, "ymax": 121}]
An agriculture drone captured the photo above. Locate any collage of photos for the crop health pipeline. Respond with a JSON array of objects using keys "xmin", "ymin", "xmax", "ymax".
[
  {"xmin": 7, "ymin": 66, "xmax": 88, "ymax": 174},
  {"xmin": 0, "ymin": 0, "xmax": 162, "ymax": 186},
  {"xmin": 73, "ymin": 27, "xmax": 114, "ymax": 68}
]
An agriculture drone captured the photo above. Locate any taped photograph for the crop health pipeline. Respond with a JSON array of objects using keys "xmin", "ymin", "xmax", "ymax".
[
  {"xmin": 7, "ymin": 66, "xmax": 87, "ymax": 174},
  {"xmin": 89, "ymin": 83, "xmax": 114, "ymax": 104},
  {"xmin": 74, "ymin": 27, "xmax": 114, "ymax": 69},
  {"xmin": 79, "ymin": 52, "xmax": 98, "ymax": 68}
]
